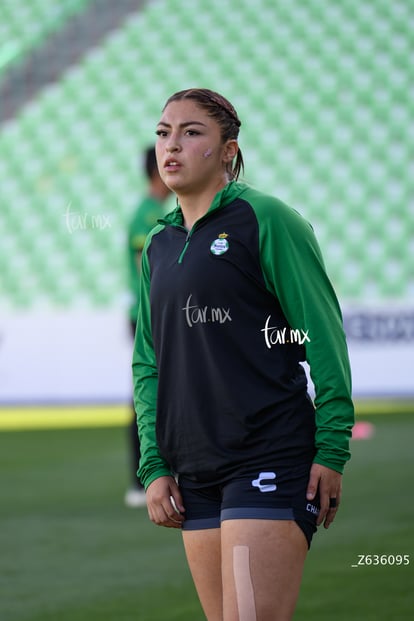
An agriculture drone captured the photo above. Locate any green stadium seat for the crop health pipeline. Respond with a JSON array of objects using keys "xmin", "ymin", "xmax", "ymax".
[{"xmin": 0, "ymin": 0, "xmax": 412, "ymax": 310}]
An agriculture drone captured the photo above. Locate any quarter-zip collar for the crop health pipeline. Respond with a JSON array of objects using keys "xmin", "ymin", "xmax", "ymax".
[
  {"xmin": 158, "ymin": 181, "xmax": 248, "ymax": 229},
  {"xmin": 158, "ymin": 182, "xmax": 248, "ymax": 263}
]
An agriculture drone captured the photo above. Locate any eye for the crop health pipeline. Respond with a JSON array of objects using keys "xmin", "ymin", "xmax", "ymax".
[
  {"xmin": 155, "ymin": 129, "xmax": 168, "ymax": 137},
  {"xmin": 186, "ymin": 129, "xmax": 200, "ymax": 136}
]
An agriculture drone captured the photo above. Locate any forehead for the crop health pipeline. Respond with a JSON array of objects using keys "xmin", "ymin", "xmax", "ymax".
[{"xmin": 158, "ymin": 99, "xmax": 213, "ymax": 125}]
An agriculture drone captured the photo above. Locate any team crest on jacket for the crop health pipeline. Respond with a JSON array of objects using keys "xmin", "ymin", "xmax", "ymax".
[{"xmin": 210, "ymin": 232, "xmax": 229, "ymax": 256}]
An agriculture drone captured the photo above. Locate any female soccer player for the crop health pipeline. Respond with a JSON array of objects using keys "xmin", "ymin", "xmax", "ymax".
[{"xmin": 132, "ymin": 88, "xmax": 354, "ymax": 621}]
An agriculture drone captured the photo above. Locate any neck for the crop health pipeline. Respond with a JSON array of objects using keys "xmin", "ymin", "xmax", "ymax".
[{"xmin": 178, "ymin": 179, "xmax": 228, "ymax": 230}]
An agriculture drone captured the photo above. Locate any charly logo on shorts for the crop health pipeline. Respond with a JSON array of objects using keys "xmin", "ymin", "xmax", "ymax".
[
  {"xmin": 210, "ymin": 232, "xmax": 229, "ymax": 256},
  {"xmin": 306, "ymin": 502, "xmax": 320, "ymax": 515},
  {"xmin": 252, "ymin": 472, "xmax": 277, "ymax": 493}
]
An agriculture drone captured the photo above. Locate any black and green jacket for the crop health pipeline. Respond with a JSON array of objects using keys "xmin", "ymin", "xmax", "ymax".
[{"xmin": 132, "ymin": 182, "xmax": 354, "ymax": 489}]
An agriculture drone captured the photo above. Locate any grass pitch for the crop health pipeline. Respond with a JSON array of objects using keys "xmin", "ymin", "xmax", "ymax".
[{"xmin": 0, "ymin": 411, "xmax": 413, "ymax": 620}]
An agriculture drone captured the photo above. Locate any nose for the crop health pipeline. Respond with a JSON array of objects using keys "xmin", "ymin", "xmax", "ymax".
[
  {"xmin": 165, "ymin": 132, "xmax": 181, "ymax": 153},
  {"xmin": 166, "ymin": 142, "xmax": 180, "ymax": 153}
]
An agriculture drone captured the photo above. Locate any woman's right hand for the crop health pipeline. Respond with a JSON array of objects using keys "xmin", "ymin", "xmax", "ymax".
[{"xmin": 145, "ymin": 476, "xmax": 185, "ymax": 528}]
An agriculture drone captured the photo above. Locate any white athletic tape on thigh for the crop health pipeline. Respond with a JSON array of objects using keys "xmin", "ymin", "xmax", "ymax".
[{"xmin": 233, "ymin": 545, "xmax": 257, "ymax": 621}]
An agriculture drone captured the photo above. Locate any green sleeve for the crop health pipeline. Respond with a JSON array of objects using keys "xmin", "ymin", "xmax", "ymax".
[
  {"xmin": 253, "ymin": 192, "xmax": 354, "ymax": 473},
  {"xmin": 132, "ymin": 229, "xmax": 173, "ymax": 489}
]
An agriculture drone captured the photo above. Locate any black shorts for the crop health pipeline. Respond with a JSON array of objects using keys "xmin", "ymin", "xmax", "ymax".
[{"xmin": 179, "ymin": 462, "xmax": 320, "ymax": 548}]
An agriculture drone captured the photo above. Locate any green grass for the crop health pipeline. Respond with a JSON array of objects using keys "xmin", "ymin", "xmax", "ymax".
[
  {"xmin": 0, "ymin": 425, "xmax": 201, "ymax": 621},
  {"xmin": 1, "ymin": 413, "xmax": 413, "ymax": 620},
  {"xmin": 297, "ymin": 413, "xmax": 414, "ymax": 620}
]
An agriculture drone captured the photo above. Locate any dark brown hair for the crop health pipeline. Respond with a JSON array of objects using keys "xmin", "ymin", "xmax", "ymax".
[
  {"xmin": 163, "ymin": 88, "xmax": 244, "ymax": 181},
  {"xmin": 144, "ymin": 145, "xmax": 157, "ymax": 179}
]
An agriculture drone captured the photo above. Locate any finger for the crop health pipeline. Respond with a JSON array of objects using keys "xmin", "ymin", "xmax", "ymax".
[
  {"xmin": 329, "ymin": 496, "xmax": 338, "ymax": 510},
  {"xmin": 150, "ymin": 498, "xmax": 185, "ymax": 528},
  {"xmin": 316, "ymin": 487, "xmax": 332, "ymax": 526},
  {"xmin": 159, "ymin": 515, "xmax": 183, "ymax": 529},
  {"xmin": 170, "ymin": 490, "xmax": 185, "ymax": 514},
  {"xmin": 323, "ymin": 502, "xmax": 339, "ymax": 529},
  {"xmin": 165, "ymin": 501, "xmax": 185, "ymax": 525},
  {"xmin": 324, "ymin": 488, "xmax": 342, "ymax": 527},
  {"xmin": 322, "ymin": 484, "xmax": 342, "ymax": 527},
  {"xmin": 316, "ymin": 499, "xmax": 329, "ymax": 526},
  {"xmin": 306, "ymin": 469, "xmax": 320, "ymax": 501},
  {"xmin": 318, "ymin": 492, "xmax": 340, "ymax": 526}
]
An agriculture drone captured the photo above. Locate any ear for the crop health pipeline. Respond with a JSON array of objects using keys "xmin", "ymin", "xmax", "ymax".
[{"xmin": 222, "ymin": 139, "xmax": 239, "ymax": 163}]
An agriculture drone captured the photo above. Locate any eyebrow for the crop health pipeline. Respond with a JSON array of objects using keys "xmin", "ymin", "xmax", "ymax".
[{"xmin": 156, "ymin": 120, "xmax": 207, "ymax": 128}]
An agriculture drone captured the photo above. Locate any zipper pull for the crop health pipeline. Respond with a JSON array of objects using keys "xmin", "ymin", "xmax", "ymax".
[{"xmin": 178, "ymin": 231, "xmax": 191, "ymax": 264}]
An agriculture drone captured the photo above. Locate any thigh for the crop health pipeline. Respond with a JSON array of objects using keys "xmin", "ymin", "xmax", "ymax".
[
  {"xmin": 221, "ymin": 519, "xmax": 307, "ymax": 621},
  {"xmin": 182, "ymin": 528, "xmax": 222, "ymax": 621},
  {"xmin": 180, "ymin": 478, "xmax": 224, "ymax": 620}
]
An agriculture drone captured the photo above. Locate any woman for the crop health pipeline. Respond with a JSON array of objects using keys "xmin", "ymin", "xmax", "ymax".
[{"xmin": 132, "ymin": 88, "xmax": 354, "ymax": 621}]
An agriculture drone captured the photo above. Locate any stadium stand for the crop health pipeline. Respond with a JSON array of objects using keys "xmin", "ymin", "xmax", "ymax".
[{"xmin": 0, "ymin": 0, "xmax": 412, "ymax": 311}]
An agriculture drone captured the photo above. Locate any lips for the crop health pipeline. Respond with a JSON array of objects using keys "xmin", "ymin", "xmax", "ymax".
[{"xmin": 164, "ymin": 159, "xmax": 181, "ymax": 171}]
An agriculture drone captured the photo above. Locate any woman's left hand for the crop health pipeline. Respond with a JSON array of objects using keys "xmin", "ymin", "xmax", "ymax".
[{"xmin": 306, "ymin": 463, "xmax": 342, "ymax": 529}]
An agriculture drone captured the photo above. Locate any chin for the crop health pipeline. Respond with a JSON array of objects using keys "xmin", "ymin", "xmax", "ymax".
[{"xmin": 164, "ymin": 178, "xmax": 187, "ymax": 193}]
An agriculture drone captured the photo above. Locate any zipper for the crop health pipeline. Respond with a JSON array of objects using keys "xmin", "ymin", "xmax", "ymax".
[
  {"xmin": 177, "ymin": 216, "xmax": 208, "ymax": 264},
  {"xmin": 178, "ymin": 230, "xmax": 192, "ymax": 264},
  {"xmin": 166, "ymin": 182, "xmax": 238, "ymax": 265},
  {"xmin": 174, "ymin": 184, "xmax": 237, "ymax": 263}
]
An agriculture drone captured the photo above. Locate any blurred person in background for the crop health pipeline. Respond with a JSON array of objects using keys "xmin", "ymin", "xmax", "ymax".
[
  {"xmin": 125, "ymin": 145, "xmax": 171, "ymax": 508},
  {"xmin": 133, "ymin": 89, "xmax": 354, "ymax": 620}
]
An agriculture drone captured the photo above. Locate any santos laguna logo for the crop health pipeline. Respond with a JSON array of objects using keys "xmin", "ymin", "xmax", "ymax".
[{"xmin": 261, "ymin": 315, "xmax": 311, "ymax": 348}]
